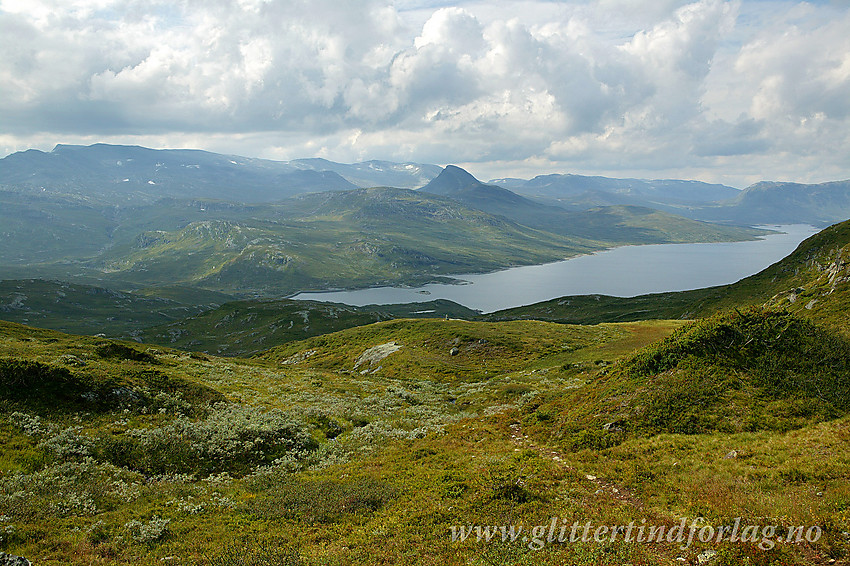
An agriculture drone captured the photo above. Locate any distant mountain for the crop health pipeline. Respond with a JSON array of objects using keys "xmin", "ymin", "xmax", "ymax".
[
  {"xmin": 696, "ymin": 180, "xmax": 850, "ymax": 226},
  {"xmin": 420, "ymin": 166, "xmax": 767, "ymax": 244},
  {"xmin": 490, "ymin": 173, "xmax": 741, "ymax": 213},
  {"xmin": 420, "ymin": 165, "xmax": 486, "ymax": 195},
  {"xmin": 420, "ymin": 165, "xmax": 551, "ymax": 223},
  {"xmin": 495, "ymin": 173, "xmax": 850, "ymax": 227},
  {"xmin": 0, "ymin": 144, "xmax": 346, "ymax": 203},
  {"xmin": 289, "ymin": 158, "xmax": 442, "ymax": 189},
  {"xmin": 6, "ymin": 144, "xmax": 850, "ymax": 226},
  {"xmin": 0, "ymin": 144, "xmax": 439, "ymax": 203},
  {"xmin": 510, "ymin": 173, "xmax": 740, "ymax": 203}
]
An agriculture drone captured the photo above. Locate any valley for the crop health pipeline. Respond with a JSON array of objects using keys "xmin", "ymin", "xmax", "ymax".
[
  {"xmin": 0, "ymin": 145, "xmax": 775, "ymax": 299},
  {"xmin": 1, "ymin": 145, "xmax": 850, "ymax": 565},
  {"xmin": 5, "ymin": 0, "xmax": 850, "ymax": 561},
  {"xmin": 2, "ymin": 271, "xmax": 849, "ymax": 564}
]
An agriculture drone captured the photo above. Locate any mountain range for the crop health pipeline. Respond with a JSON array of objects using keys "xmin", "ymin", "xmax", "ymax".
[
  {"xmin": 420, "ymin": 165, "xmax": 757, "ymax": 243},
  {"xmin": 0, "ymin": 144, "xmax": 769, "ymax": 298},
  {"xmin": 0, "ymin": 144, "xmax": 438, "ymax": 203},
  {"xmin": 494, "ymin": 172, "xmax": 850, "ymax": 227},
  {"xmin": 3, "ymin": 144, "xmax": 850, "ymax": 227},
  {"xmin": 493, "ymin": 172, "xmax": 740, "ymax": 209}
]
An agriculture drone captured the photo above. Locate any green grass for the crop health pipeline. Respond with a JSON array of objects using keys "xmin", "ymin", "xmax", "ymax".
[
  {"xmin": 0, "ymin": 316, "xmax": 695, "ymax": 564},
  {"xmin": 259, "ymin": 317, "xmax": 646, "ymax": 384},
  {"xmin": 1, "ymin": 302, "xmax": 848, "ymax": 564}
]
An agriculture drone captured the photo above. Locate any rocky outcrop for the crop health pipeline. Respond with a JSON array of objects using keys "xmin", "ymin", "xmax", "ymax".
[
  {"xmin": 0, "ymin": 553, "xmax": 31, "ymax": 566},
  {"xmin": 354, "ymin": 342, "xmax": 402, "ymax": 371}
]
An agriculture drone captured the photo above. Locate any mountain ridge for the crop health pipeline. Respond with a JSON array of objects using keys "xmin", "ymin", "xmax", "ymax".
[
  {"xmin": 4, "ymin": 143, "xmax": 850, "ymax": 225},
  {"xmin": 0, "ymin": 164, "xmax": 768, "ymax": 299},
  {"xmin": 0, "ymin": 144, "xmax": 438, "ymax": 203}
]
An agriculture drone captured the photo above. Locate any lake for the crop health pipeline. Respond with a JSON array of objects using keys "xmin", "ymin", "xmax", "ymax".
[{"xmin": 292, "ymin": 225, "xmax": 818, "ymax": 313}]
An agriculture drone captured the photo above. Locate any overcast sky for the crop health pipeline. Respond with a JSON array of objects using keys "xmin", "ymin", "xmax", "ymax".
[{"xmin": 2, "ymin": 0, "xmax": 849, "ymax": 186}]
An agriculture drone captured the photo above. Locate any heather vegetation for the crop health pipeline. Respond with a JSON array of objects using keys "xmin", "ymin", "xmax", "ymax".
[
  {"xmin": 2, "ymin": 299, "xmax": 849, "ymax": 564},
  {"xmin": 2, "ymin": 221, "xmax": 850, "ymax": 564}
]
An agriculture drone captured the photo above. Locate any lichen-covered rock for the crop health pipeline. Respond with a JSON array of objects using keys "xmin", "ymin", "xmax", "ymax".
[{"xmin": 0, "ymin": 553, "xmax": 32, "ymax": 566}]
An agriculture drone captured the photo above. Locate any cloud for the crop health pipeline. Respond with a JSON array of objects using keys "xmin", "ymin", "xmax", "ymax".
[{"xmin": 1, "ymin": 0, "xmax": 849, "ymax": 185}]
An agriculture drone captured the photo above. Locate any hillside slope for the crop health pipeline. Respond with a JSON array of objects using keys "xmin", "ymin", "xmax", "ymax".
[
  {"xmin": 2, "ymin": 308, "xmax": 848, "ymax": 564},
  {"xmin": 0, "ymin": 279, "xmax": 224, "ymax": 337},
  {"xmin": 24, "ymin": 184, "xmax": 760, "ymax": 298},
  {"xmin": 91, "ymin": 188, "xmax": 600, "ymax": 296},
  {"xmin": 522, "ymin": 308, "xmax": 850, "ymax": 446},
  {"xmin": 140, "ymin": 298, "xmax": 479, "ymax": 356}
]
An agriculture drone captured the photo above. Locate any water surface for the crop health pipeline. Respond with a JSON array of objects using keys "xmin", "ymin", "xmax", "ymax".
[{"xmin": 292, "ymin": 225, "xmax": 817, "ymax": 313}]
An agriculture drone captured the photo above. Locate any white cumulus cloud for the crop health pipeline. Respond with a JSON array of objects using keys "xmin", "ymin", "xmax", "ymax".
[{"xmin": 1, "ymin": 0, "xmax": 849, "ymax": 185}]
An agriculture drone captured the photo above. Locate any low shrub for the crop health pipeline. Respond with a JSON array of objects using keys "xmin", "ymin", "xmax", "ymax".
[
  {"xmin": 614, "ymin": 308, "xmax": 850, "ymax": 434},
  {"xmin": 0, "ymin": 359, "xmax": 79, "ymax": 401},
  {"xmin": 95, "ymin": 342, "xmax": 157, "ymax": 363},
  {"xmin": 124, "ymin": 515, "xmax": 170, "ymax": 543},
  {"xmin": 96, "ymin": 403, "xmax": 317, "ymax": 476},
  {"xmin": 201, "ymin": 539, "xmax": 304, "ymax": 566}
]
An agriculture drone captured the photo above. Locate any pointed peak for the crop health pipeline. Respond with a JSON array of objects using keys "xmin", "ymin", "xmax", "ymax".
[
  {"xmin": 420, "ymin": 165, "xmax": 483, "ymax": 195},
  {"xmin": 441, "ymin": 165, "xmax": 481, "ymax": 182}
]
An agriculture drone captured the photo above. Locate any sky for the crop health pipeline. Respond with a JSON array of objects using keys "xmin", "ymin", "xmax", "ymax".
[{"xmin": 1, "ymin": 0, "xmax": 849, "ymax": 187}]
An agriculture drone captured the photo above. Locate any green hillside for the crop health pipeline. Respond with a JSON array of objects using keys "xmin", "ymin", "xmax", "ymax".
[
  {"xmin": 84, "ymin": 187, "xmax": 766, "ymax": 297},
  {"xmin": 3, "ymin": 174, "xmax": 850, "ymax": 565},
  {"xmin": 0, "ymin": 279, "xmax": 484, "ymax": 355},
  {"xmin": 93, "ymin": 188, "xmax": 598, "ymax": 296},
  {"xmin": 140, "ymin": 298, "xmax": 479, "ymax": 356},
  {"xmin": 0, "ymin": 279, "xmax": 223, "ymax": 338},
  {"xmin": 1, "ymin": 175, "xmax": 769, "ymax": 299},
  {"xmin": 0, "ymin": 191, "xmax": 117, "ymax": 265},
  {"xmin": 522, "ymin": 308, "xmax": 850, "ymax": 447},
  {"xmin": 512, "ymin": 308, "xmax": 850, "ymax": 565},
  {"xmin": 258, "ymin": 317, "xmax": 676, "ymax": 383}
]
